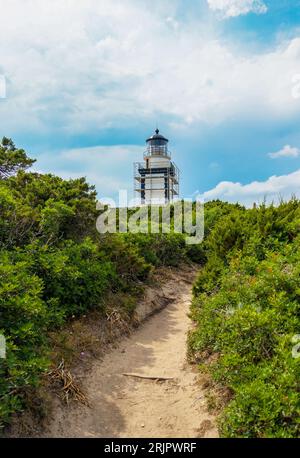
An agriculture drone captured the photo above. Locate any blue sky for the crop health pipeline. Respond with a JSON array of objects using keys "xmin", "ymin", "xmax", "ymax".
[{"xmin": 0, "ymin": 0, "xmax": 300, "ymax": 205}]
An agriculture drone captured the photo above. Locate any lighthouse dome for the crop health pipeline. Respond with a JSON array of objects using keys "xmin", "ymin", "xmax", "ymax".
[{"xmin": 146, "ymin": 129, "xmax": 168, "ymax": 144}]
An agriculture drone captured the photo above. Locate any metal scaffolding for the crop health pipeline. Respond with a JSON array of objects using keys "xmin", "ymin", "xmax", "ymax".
[
  {"xmin": 134, "ymin": 158, "xmax": 180, "ymax": 204},
  {"xmin": 134, "ymin": 129, "xmax": 180, "ymax": 205}
]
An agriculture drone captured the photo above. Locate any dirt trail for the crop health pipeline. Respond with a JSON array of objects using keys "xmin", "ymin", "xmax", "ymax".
[{"xmin": 40, "ymin": 267, "xmax": 218, "ymax": 438}]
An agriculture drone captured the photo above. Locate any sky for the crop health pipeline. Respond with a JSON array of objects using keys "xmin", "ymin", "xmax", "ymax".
[{"xmin": 0, "ymin": 0, "xmax": 300, "ymax": 206}]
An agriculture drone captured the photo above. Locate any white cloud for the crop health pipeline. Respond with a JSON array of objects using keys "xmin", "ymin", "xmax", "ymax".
[
  {"xmin": 0, "ymin": 0, "xmax": 299, "ymax": 138},
  {"xmin": 33, "ymin": 144, "xmax": 143, "ymax": 199},
  {"xmin": 0, "ymin": 75, "xmax": 6, "ymax": 98},
  {"xmin": 203, "ymin": 169, "xmax": 300, "ymax": 206},
  {"xmin": 207, "ymin": 0, "xmax": 267, "ymax": 18},
  {"xmin": 268, "ymin": 145, "xmax": 300, "ymax": 159},
  {"xmin": 166, "ymin": 16, "xmax": 179, "ymax": 31}
]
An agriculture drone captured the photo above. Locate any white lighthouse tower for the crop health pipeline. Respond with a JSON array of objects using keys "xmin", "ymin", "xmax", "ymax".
[{"xmin": 134, "ymin": 129, "xmax": 180, "ymax": 205}]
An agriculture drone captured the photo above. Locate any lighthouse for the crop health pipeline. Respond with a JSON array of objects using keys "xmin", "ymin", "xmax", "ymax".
[{"xmin": 134, "ymin": 129, "xmax": 180, "ymax": 205}]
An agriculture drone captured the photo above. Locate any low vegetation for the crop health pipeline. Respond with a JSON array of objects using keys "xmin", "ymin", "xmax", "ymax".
[
  {"xmin": 189, "ymin": 199, "xmax": 300, "ymax": 438},
  {"xmin": 1, "ymin": 138, "xmax": 299, "ymax": 437},
  {"xmin": 0, "ymin": 138, "xmax": 195, "ymax": 430}
]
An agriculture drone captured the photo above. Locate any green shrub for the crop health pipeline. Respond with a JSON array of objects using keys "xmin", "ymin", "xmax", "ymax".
[
  {"xmin": 0, "ymin": 254, "xmax": 49, "ymax": 428},
  {"xmin": 0, "ymin": 140, "xmax": 198, "ymax": 430},
  {"xmin": 189, "ymin": 199, "xmax": 300, "ymax": 438},
  {"xmin": 126, "ymin": 233, "xmax": 187, "ymax": 267}
]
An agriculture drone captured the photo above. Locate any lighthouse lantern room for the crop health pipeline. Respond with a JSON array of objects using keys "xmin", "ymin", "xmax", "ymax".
[{"xmin": 134, "ymin": 129, "xmax": 180, "ymax": 205}]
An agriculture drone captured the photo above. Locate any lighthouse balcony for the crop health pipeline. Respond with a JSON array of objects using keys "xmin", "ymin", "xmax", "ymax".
[{"xmin": 143, "ymin": 146, "xmax": 170, "ymax": 158}]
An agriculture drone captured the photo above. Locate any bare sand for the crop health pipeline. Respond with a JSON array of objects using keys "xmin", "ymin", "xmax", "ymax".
[{"xmin": 39, "ymin": 266, "xmax": 218, "ymax": 438}]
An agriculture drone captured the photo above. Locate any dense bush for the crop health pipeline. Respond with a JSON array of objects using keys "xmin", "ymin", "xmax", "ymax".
[
  {"xmin": 3, "ymin": 137, "xmax": 298, "ymax": 437},
  {"xmin": 125, "ymin": 233, "xmax": 187, "ymax": 267},
  {"xmin": 0, "ymin": 138, "xmax": 198, "ymax": 430},
  {"xmin": 0, "ymin": 253, "xmax": 49, "ymax": 425},
  {"xmin": 189, "ymin": 199, "xmax": 300, "ymax": 438}
]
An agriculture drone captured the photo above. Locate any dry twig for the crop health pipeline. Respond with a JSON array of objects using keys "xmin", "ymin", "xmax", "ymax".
[
  {"xmin": 122, "ymin": 373, "xmax": 174, "ymax": 381},
  {"xmin": 48, "ymin": 359, "xmax": 89, "ymax": 406},
  {"xmin": 106, "ymin": 308, "xmax": 131, "ymax": 334}
]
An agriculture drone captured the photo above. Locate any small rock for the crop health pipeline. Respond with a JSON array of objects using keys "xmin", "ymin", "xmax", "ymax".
[{"xmin": 141, "ymin": 423, "xmax": 145, "ymax": 428}]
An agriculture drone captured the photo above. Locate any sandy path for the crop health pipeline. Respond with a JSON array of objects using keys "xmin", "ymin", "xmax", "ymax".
[{"xmin": 42, "ymin": 270, "xmax": 218, "ymax": 438}]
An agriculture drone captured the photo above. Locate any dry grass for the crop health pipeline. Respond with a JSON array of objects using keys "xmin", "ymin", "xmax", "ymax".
[
  {"xmin": 47, "ymin": 359, "xmax": 89, "ymax": 406},
  {"xmin": 105, "ymin": 307, "xmax": 132, "ymax": 335}
]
